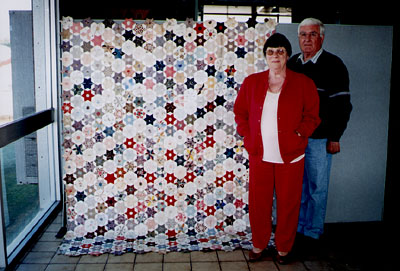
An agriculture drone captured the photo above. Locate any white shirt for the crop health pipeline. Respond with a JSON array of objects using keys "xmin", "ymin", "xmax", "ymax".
[
  {"xmin": 261, "ymin": 91, "xmax": 284, "ymax": 163},
  {"xmin": 297, "ymin": 48, "xmax": 323, "ymax": 64},
  {"xmin": 261, "ymin": 91, "xmax": 305, "ymax": 164}
]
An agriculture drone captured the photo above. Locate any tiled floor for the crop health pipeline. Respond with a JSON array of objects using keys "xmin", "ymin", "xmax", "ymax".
[{"xmin": 11, "ymin": 210, "xmax": 393, "ymax": 271}]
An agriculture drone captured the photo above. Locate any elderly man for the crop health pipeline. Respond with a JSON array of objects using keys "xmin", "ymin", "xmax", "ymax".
[{"xmin": 287, "ymin": 18, "xmax": 352, "ymax": 246}]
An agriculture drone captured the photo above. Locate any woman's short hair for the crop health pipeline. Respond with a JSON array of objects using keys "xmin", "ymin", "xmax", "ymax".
[
  {"xmin": 263, "ymin": 32, "xmax": 292, "ymax": 57},
  {"xmin": 298, "ymin": 18, "xmax": 325, "ymax": 37}
]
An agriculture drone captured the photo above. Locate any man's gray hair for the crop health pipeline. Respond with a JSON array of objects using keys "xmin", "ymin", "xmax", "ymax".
[{"xmin": 298, "ymin": 18, "xmax": 325, "ymax": 37}]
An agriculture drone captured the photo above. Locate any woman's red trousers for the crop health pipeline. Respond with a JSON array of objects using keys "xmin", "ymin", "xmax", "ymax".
[{"xmin": 248, "ymin": 155, "xmax": 304, "ymax": 252}]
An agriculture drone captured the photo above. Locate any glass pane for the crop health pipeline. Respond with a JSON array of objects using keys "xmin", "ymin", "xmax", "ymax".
[
  {"xmin": 0, "ymin": 0, "xmax": 33, "ymax": 125},
  {"xmin": 230, "ymin": 15, "xmax": 251, "ymax": 22},
  {"xmin": 278, "ymin": 16, "xmax": 292, "ymax": 24},
  {"xmin": 227, "ymin": 6, "xmax": 251, "ymax": 14},
  {"xmin": 204, "ymin": 5, "xmax": 228, "ymax": 13},
  {"xmin": 203, "ymin": 5, "xmax": 291, "ymax": 24},
  {"xmin": 204, "ymin": 14, "xmax": 228, "ymax": 22},
  {"xmin": 0, "ymin": 130, "xmax": 40, "ymax": 248},
  {"xmin": 204, "ymin": 5, "xmax": 252, "ymax": 14}
]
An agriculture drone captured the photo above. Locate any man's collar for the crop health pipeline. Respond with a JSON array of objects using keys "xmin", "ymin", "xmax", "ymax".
[{"xmin": 297, "ymin": 48, "xmax": 324, "ymax": 64}]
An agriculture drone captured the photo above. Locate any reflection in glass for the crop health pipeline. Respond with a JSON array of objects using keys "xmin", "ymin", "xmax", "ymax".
[
  {"xmin": 0, "ymin": 132, "xmax": 40, "ymax": 248},
  {"xmin": 0, "ymin": 0, "xmax": 33, "ymax": 125}
]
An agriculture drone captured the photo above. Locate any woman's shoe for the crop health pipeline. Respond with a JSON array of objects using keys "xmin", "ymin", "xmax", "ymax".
[
  {"xmin": 249, "ymin": 250, "xmax": 263, "ymax": 262},
  {"xmin": 275, "ymin": 252, "xmax": 292, "ymax": 265}
]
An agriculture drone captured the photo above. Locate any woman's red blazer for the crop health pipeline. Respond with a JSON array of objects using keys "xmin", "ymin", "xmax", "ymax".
[{"xmin": 233, "ymin": 69, "xmax": 320, "ymax": 163}]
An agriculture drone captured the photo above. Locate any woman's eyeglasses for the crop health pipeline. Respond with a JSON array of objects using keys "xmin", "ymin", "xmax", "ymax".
[{"xmin": 266, "ymin": 48, "xmax": 286, "ymax": 56}]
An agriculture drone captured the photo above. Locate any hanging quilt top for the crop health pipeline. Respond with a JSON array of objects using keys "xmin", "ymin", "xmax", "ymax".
[{"xmin": 59, "ymin": 16, "xmax": 276, "ymax": 255}]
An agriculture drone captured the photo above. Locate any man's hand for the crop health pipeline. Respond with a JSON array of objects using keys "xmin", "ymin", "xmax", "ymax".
[{"xmin": 327, "ymin": 141, "xmax": 340, "ymax": 154}]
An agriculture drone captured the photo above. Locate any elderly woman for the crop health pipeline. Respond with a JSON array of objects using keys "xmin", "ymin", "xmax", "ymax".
[{"xmin": 234, "ymin": 33, "xmax": 320, "ymax": 264}]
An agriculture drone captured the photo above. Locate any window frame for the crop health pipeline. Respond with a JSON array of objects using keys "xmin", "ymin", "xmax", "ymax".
[{"xmin": 0, "ymin": 0, "xmax": 61, "ymax": 267}]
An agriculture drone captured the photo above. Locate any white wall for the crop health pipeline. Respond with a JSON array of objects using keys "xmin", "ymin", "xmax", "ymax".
[{"xmin": 277, "ymin": 24, "xmax": 392, "ymax": 222}]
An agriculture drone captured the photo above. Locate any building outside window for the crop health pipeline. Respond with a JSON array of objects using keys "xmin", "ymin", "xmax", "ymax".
[{"xmin": 202, "ymin": 5, "xmax": 292, "ymax": 23}]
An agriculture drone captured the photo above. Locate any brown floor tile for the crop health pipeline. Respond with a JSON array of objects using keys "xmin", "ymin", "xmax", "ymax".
[
  {"xmin": 217, "ymin": 250, "xmax": 246, "ymax": 262},
  {"xmin": 108, "ymin": 252, "xmax": 136, "ymax": 263},
  {"xmin": 192, "ymin": 261, "xmax": 221, "ymax": 271},
  {"xmin": 105, "ymin": 263, "xmax": 135, "ymax": 271},
  {"xmin": 52, "ymin": 215, "xmax": 62, "ymax": 224},
  {"xmin": 38, "ymin": 232, "xmax": 60, "ymax": 242},
  {"xmin": 75, "ymin": 263, "xmax": 106, "ymax": 271},
  {"xmin": 249, "ymin": 261, "xmax": 278, "ymax": 271},
  {"xmin": 45, "ymin": 263, "xmax": 76, "ymax": 271},
  {"xmin": 164, "ymin": 251, "xmax": 190, "ymax": 262},
  {"xmin": 133, "ymin": 263, "xmax": 163, "ymax": 271},
  {"xmin": 21, "ymin": 252, "xmax": 55, "ymax": 264},
  {"xmin": 50, "ymin": 254, "xmax": 81, "ymax": 264},
  {"xmin": 135, "ymin": 252, "xmax": 163, "ymax": 263},
  {"xmin": 78, "ymin": 254, "xmax": 108, "ymax": 264},
  {"xmin": 220, "ymin": 261, "xmax": 249, "ymax": 271},
  {"xmin": 31, "ymin": 241, "xmax": 61, "ymax": 252},
  {"xmin": 16, "ymin": 264, "xmax": 47, "ymax": 271},
  {"xmin": 45, "ymin": 223, "xmax": 62, "ymax": 233},
  {"xmin": 278, "ymin": 261, "xmax": 308, "ymax": 271},
  {"xmin": 243, "ymin": 249, "xmax": 275, "ymax": 262},
  {"xmin": 164, "ymin": 262, "xmax": 191, "ymax": 271},
  {"xmin": 8, "ymin": 209, "xmax": 384, "ymax": 271},
  {"xmin": 191, "ymin": 251, "xmax": 218, "ymax": 262}
]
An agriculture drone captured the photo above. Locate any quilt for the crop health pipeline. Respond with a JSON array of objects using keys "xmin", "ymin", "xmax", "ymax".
[{"xmin": 58, "ymin": 17, "xmax": 276, "ymax": 255}]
